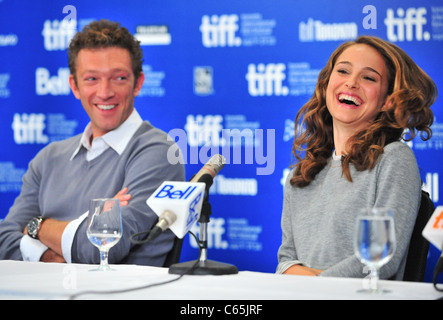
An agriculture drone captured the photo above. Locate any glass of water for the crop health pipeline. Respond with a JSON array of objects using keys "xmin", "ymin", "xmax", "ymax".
[
  {"xmin": 354, "ymin": 208, "xmax": 396, "ymax": 293},
  {"xmin": 87, "ymin": 198, "xmax": 122, "ymax": 271}
]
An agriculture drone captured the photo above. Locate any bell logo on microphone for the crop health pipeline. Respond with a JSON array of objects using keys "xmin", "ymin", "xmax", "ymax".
[
  {"xmin": 141, "ymin": 155, "xmax": 225, "ymax": 243},
  {"xmin": 147, "ymin": 181, "xmax": 206, "ymax": 239},
  {"xmin": 187, "ymin": 191, "xmax": 202, "ymax": 229},
  {"xmin": 154, "ymin": 184, "xmax": 198, "ymax": 200}
]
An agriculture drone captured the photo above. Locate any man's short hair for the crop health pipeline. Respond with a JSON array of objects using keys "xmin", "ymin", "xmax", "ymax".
[{"xmin": 68, "ymin": 19, "xmax": 143, "ymax": 83}]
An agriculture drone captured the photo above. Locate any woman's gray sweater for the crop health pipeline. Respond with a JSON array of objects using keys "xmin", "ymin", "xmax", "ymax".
[{"xmin": 277, "ymin": 142, "xmax": 421, "ymax": 280}]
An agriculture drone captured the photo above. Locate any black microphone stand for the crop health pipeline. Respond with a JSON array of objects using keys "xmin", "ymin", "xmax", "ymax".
[{"xmin": 168, "ymin": 175, "xmax": 238, "ymax": 275}]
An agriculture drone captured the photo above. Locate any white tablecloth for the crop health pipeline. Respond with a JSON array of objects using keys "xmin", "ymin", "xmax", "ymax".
[{"xmin": 0, "ymin": 260, "xmax": 440, "ymax": 300}]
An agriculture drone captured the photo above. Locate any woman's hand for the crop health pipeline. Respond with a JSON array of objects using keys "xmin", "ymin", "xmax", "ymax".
[{"xmin": 283, "ymin": 265, "xmax": 323, "ymax": 276}]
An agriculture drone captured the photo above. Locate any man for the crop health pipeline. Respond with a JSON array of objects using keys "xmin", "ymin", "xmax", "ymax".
[{"xmin": 0, "ymin": 20, "xmax": 185, "ymax": 266}]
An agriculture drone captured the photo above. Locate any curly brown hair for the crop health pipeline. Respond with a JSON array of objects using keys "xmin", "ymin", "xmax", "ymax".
[
  {"xmin": 291, "ymin": 36, "xmax": 437, "ymax": 187},
  {"xmin": 67, "ymin": 19, "xmax": 143, "ymax": 84}
]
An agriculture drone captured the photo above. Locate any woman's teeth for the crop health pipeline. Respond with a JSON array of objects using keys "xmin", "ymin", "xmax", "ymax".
[{"xmin": 338, "ymin": 94, "xmax": 362, "ymax": 106}]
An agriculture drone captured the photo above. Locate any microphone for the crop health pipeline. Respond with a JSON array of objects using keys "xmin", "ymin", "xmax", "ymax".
[
  {"xmin": 144, "ymin": 210, "xmax": 177, "ymax": 242},
  {"xmin": 142, "ymin": 154, "xmax": 226, "ymax": 242},
  {"xmin": 145, "ymin": 181, "xmax": 206, "ymax": 241},
  {"xmin": 189, "ymin": 154, "xmax": 226, "ymax": 185},
  {"xmin": 422, "ymin": 205, "xmax": 443, "ymax": 290}
]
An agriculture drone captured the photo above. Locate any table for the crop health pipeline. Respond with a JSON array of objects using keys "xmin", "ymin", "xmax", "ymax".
[{"xmin": 0, "ymin": 260, "xmax": 441, "ymax": 300}]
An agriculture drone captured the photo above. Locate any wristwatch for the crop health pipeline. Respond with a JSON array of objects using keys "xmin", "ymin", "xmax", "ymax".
[{"xmin": 27, "ymin": 216, "xmax": 48, "ymax": 240}]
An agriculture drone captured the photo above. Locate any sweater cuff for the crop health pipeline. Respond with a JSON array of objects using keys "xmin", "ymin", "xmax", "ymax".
[{"xmin": 276, "ymin": 260, "xmax": 304, "ymax": 274}]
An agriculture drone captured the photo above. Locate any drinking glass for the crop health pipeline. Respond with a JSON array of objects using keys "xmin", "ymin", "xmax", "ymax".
[
  {"xmin": 354, "ymin": 208, "xmax": 396, "ymax": 293},
  {"xmin": 87, "ymin": 198, "xmax": 122, "ymax": 271}
]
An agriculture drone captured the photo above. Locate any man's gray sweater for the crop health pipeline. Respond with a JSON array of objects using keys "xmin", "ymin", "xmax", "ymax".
[{"xmin": 0, "ymin": 121, "xmax": 185, "ymax": 266}]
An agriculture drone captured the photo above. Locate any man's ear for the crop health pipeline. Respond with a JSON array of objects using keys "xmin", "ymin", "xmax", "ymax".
[
  {"xmin": 133, "ymin": 72, "xmax": 145, "ymax": 97},
  {"xmin": 69, "ymin": 74, "xmax": 81, "ymax": 99}
]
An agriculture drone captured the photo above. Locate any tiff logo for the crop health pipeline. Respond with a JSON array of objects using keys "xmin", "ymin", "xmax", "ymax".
[
  {"xmin": 384, "ymin": 7, "xmax": 430, "ymax": 42},
  {"xmin": 12, "ymin": 113, "xmax": 48, "ymax": 144},
  {"xmin": 42, "ymin": 5, "xmax": 77, "ymax": 51},
  {"xmin": 189, "ymin": 218, "xmax": 228, "ymax": 249},
  {"xmin": 185, "ymin": 114, "xmax": 223, "ymax": 147},
  {"xmin": 171, "ymin": 114, "xmax": 276, "ymax": 175},
  {"xmin": 200, "ymin": 14, "xmax": 242, "ymax": 48},
  {"xmin": 246, "ymin": 63, "xmax": 289, "ymax": 97}
]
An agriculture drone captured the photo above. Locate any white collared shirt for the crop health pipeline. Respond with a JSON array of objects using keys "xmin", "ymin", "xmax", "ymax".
[
  {"xmin": 20, "ymin": 109, "xmax": 143, "ymax": 263},
  {"xmin": 70, "ymin": 108, "xmax": 143, "ymax": 162}
]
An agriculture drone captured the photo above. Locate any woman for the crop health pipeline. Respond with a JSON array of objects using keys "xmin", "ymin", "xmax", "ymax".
[{"xmin": 277, "ymin": 36, "xmax": 437, "ymax": 279}]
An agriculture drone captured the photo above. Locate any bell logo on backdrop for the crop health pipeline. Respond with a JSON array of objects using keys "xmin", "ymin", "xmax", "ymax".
[{"xmin": 35, "ymin": 67, "xmax": 70, "ymax": 96}]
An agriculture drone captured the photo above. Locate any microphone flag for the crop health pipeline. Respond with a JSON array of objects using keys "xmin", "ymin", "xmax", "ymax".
[{"xmin": 147, "ymin": 181, "xmax": 206, "ymax": 239}]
